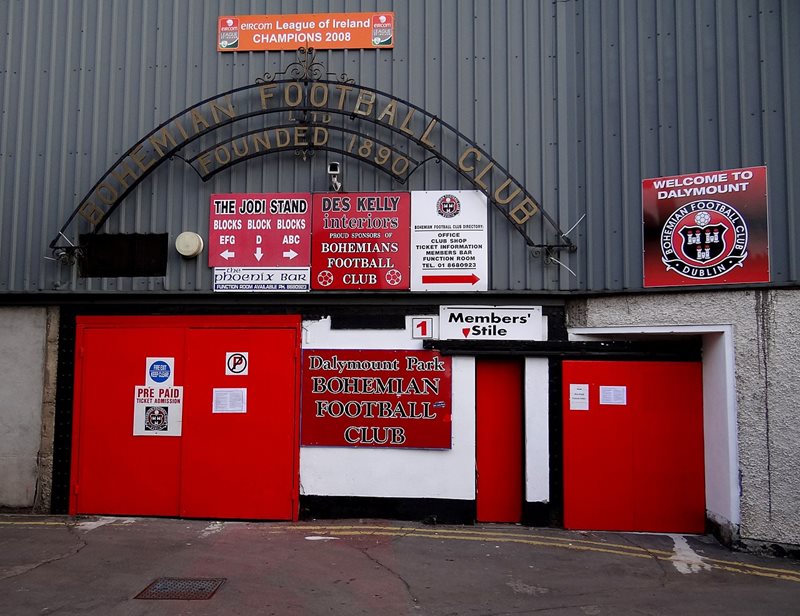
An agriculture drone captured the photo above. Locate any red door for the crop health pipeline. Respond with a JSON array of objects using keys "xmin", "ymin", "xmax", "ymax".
[
  {"xmin": 476, "ymin": 359, "xmax": 523, "ymax": 522},
  {"xmin": 180, "ymin": 327, "xmax": 299, "ymax": 520},
  {"xmin": 562, "ymin": 360, "xmax": 705, "ymax": 533},
  {"xmin": 71, "ymin": 316, "xmax": 301, "ymax": 520},
  {"xmin": 71, "ymin": 324, "xmax": 185, "ymax": 517}
]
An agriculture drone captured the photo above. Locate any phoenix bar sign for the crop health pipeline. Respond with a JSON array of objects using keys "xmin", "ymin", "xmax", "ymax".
[{"xmin": 51, "ymin": 48, "xmax": 573, "ymax": 256}]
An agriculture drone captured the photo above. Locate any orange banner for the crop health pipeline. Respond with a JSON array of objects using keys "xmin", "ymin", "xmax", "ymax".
[{"xmin": 218, "ymin": 12, "xmax": 394, "ymax": 51}]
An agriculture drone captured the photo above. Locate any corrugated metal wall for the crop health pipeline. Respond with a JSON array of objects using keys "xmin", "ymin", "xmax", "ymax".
[{"xmin": 0, "ymin": 0, "xmax": 797, "ymax": 294}]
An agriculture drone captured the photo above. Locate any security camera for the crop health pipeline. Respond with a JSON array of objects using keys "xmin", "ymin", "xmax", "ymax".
[{"xmin": 327, "ymin": 161, "xmax": 342, "ymax": 192}]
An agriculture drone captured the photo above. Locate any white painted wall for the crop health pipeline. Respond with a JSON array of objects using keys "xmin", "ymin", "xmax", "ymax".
[
  {"xmin": 701, "ymin": 330, "xmax": 740, "ymax": 531},
  {"xmin": 525, "ymin": 358, "xmax": 550, "ymax": 503},
  {"xmin": 299, "ymin": 316, "xmax": 476, "ymax": 499}
]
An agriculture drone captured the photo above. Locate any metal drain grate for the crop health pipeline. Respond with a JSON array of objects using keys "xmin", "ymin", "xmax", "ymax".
[{"xmin": 134, "ymin": 577, "xmax": 226, "ymax": 600}]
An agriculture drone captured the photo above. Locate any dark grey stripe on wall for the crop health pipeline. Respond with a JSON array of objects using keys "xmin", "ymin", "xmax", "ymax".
[{"xmin": 0, "ymin": 0, "xmax": 797, "ymax": 293}]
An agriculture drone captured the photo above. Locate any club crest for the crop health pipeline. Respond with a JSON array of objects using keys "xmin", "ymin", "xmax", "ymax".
[
  {"xmin": 436, "ymin": 194, "xmax": 461, "ymax": 218},
  {"xmin": 660, "ymin": 200, "xmax": 748, "ymax": 280},
  {"xmin": 145, "ymin": 406, "xmax": 169, "ymax": 431}
]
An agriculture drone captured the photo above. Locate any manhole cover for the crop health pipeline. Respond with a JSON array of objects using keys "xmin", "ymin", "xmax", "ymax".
[{"xmin": 134, "ymin": 577, "xmax": 226, "ymax": 600}]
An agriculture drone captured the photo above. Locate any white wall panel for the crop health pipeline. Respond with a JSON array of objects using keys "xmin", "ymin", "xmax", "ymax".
[{"xmin": 299, "ymin": 316, "xmax": 476, "ymax": 499}]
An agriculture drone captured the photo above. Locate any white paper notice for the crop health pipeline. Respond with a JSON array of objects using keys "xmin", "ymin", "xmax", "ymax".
[
  {"xmin": 213, "ymin": 388, "xmax": 248, "ymax": 413},
  {"xmin": 569, "ymin": 384, "xmax": 589, "ymax": 411},
  {"xmin": 599, "ymin": 385, "xmax": 627, "ymax": 405}
]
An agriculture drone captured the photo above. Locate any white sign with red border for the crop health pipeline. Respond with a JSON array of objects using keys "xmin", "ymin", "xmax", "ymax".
[{"xmin": 411, "ymin": 191, "xmax": 488, "ymax": 291}]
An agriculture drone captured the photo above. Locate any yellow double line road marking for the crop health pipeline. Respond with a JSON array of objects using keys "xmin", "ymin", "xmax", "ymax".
[
  {"xmin": 284, "ymin": 524, "xmax": 800, "ymax": 584},
  {"xmin": 0, "ymin": 520, "xmax": 68, "ymax": 526},
  {"xmin": 3, "ymin": 519, "xmax": 797, "ymax": 584}
]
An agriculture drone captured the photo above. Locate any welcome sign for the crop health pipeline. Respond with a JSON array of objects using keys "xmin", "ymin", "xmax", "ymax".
[{"xmin": 642, "ymin": 166, "xmax": 769, "ymax": 287}]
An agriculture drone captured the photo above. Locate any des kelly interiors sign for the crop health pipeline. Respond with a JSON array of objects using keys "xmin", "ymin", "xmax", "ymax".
[
  {"xmin": 311, "ymin": 192, "xmax": 411, "ymax": 290},
  {"xmin": 301, "ymin": 350, "xmax": 452, "ymax": 448}
]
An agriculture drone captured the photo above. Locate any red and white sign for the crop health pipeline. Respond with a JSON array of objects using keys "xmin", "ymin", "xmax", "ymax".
[
  {"xmin": 208, "ymin": 193, "xmax": 312, "ymax": 268},
  {"xmin": 411, "ymin": 191, "xmax": 488, "ymax": 291},
  {"xmin": 642, "ymin": 166, "xmax": 769, "ymax": 287},
  {"xmin": 301, "ymin": 349, "xmax": 452, "ymax": 449},
  {"xmin": 218, "ymin": 12, "xmax": 395, "ymax": 51},
  {"xmin": 311, "ymin": 192, "xmax": 410, "ymax": 290}
]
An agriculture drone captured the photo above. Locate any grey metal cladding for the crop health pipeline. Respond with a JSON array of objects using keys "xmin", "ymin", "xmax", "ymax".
[{"xmin": 0, "ymin": 0, "xmax": 797, "ymax": 293}]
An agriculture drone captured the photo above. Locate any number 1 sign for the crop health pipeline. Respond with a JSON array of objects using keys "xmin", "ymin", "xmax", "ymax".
[{"xmin": 411, "ymin": 317, "xmax": 434, "ymax": 339}]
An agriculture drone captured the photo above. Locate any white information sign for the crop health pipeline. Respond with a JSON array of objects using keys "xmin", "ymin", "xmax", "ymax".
[
  {"xmin": 569, "ymin": 384, "xmax": 590, "ymax": 411},
  {"xmin": 439, "ymin": 306, "xmax": 544, "ymax": 341},
  {"xmin": 213, "ymin": 267, "xmax": 310, "ymax": 292},
  {"xmin": 411, "ymin": 191, "xmax": 488, "ymax": 291},
  {"xmin": 133, "ymin": 385, "xmax": 184, "ymax": 436},
  {"xmin": 213, "ymin": 388, "xmax": 248, "ymax": 413},
  {"xmin": 600, "ymin": 386, "xmax": 627, "ymax": 405}
]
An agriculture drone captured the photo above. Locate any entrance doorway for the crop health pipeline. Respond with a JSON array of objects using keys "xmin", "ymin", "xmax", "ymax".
[
  {"xmin": 562, "ymin": 360, "xmax": 705, "ymax": 533},
  {"xmin": 70, "ymin": 316, "xmax": 301, "ymax": 520},
  {"xmin": 475, "ymin": 358, "xmax": 523, "ymax": 522}
]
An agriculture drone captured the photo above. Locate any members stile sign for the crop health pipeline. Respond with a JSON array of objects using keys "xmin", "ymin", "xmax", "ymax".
[
  {"xmin": 301, "ymin": 350, "xmax": 452, "ymax": 448},
  {"xmin": 311, "ymin": 192, "xmax": 411, "ymax": 290},
  {"xmin": 642, "ymin": 166, "xmax": 769, "ymax": 287},
  {"xmin": 439, "ymin": 306, "xmax": 544, "ymax": 341}
]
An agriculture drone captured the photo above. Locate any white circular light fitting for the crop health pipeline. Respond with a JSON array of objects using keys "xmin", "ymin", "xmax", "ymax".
[{"xmin": 175, "ymin": 232, "xmax": 204, "ymax": 258}]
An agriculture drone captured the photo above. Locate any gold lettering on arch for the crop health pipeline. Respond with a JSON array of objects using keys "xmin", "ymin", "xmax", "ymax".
[{"xmin": 65, "ymin": 77, "xmax": 556, "ymax": 252}]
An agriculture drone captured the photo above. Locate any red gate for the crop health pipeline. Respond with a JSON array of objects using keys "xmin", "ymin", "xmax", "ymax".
[
  {"xmin": 70, "ymin": 316, "xmax": 301, "ymax": 520},
  {"xmin": 562, "ymin": 360, "xmax": 705, "ymax": 533}
]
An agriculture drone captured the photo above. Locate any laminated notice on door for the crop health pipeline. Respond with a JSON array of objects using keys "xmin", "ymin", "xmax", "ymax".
[
  {"xmin": 569, "ymin": 384, "xmax": 589, "ymax": 411},
  {"xmin": 599, "ymin": 385, "xmax": 627, "ymax": 405},
  {"xmin": 213, "ymin": 388, "xmax": 247, "ymax": 413}
]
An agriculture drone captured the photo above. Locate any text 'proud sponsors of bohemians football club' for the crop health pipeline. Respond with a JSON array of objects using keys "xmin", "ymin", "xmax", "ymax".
[
  {"xmin": 312, "ymin": 192, "xmax": 410, "ymax": 290},
  {"xmin": 642, "ymin": 166, "xmax": 769, "ymax": 287}
]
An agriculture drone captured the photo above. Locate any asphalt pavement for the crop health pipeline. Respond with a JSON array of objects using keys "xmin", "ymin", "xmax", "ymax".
[{"xmin": 1, "ymin": 515, "xmax": 798, "ymax": 615}]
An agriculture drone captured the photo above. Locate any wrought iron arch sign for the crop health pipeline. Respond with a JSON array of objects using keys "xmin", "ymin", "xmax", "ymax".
[{"xmin": 50, "ymin": 48, "xmax": 575, "ymax": 258}]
